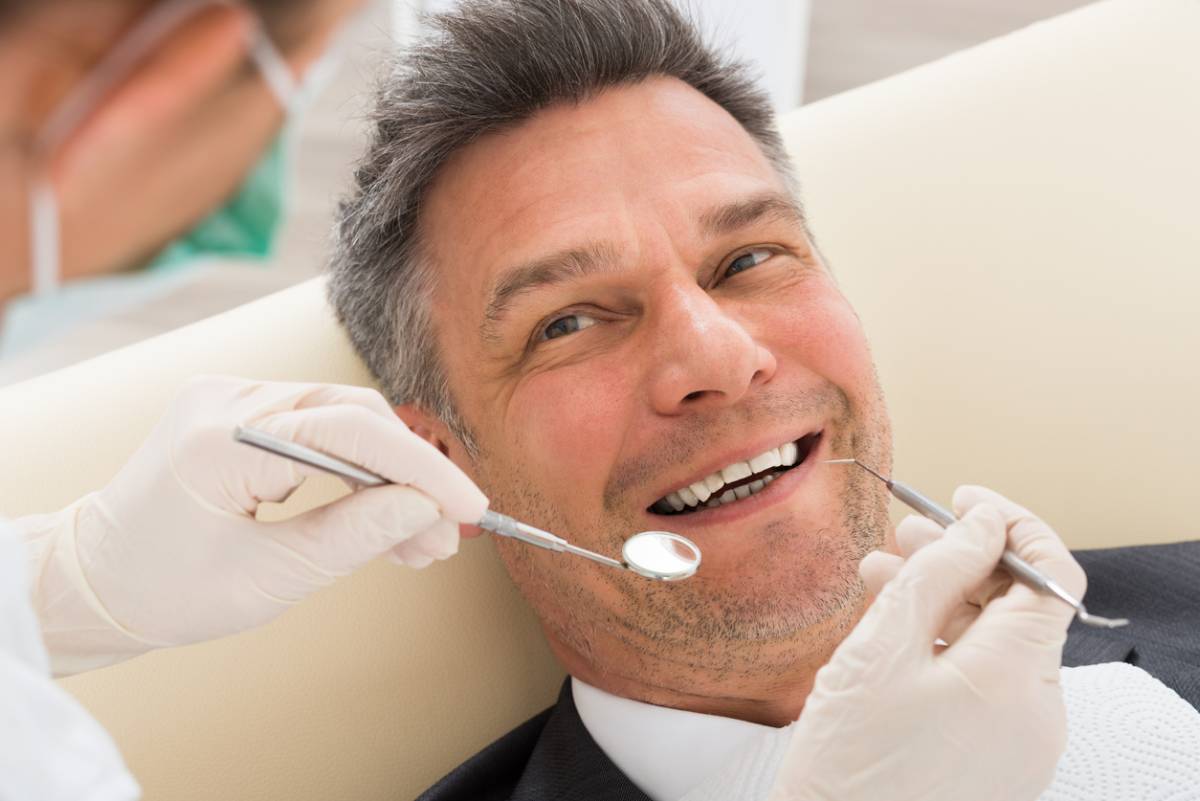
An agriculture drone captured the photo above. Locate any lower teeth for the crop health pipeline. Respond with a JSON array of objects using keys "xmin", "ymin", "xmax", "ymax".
[{"xmin": 673, "ymin": 471, "xmax": 782, "ymax": 513}]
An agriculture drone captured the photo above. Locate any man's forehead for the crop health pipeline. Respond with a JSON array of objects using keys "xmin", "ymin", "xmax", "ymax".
[{"xmin": 420, "ymin": 76, "xmax": 786, "ymax": 308}]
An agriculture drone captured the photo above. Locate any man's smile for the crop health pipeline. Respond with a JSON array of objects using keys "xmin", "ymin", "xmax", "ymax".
[{"xmin": 645, "ymin": 429, "xmax": 825, "ymax": 524}]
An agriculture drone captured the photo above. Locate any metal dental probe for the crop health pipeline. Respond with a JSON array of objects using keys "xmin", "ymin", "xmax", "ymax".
[
  {"xmin": 233, "ymin": 426, "xmax": 701, "ymax": 581},
  {"xmin": 824, "ymin": 458, "xmax": 1129, "ymax": 629}
]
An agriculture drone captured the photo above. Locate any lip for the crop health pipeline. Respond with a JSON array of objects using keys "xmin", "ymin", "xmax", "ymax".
[
  {"xmin": 642, "ymin": 430, "xmax": 829, "ymax": 529},
  {"xmin": 643, "ymin": 426, "xmax": 825, "ymax": 512}
]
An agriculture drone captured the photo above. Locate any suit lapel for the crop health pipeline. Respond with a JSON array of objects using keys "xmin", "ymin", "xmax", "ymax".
[
  {"xmin": 1063, "ymin": 625, "xmax": 1136, "ymax": 667},
  {"xmin": 510, "ymin": 681, "xmax": 652, "ymax": 801}
]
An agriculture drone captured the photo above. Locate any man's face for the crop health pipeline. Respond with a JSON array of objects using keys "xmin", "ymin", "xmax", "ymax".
[{"xmin": 421, "ymin": 78, "xmax": 892, "ymax": 705}]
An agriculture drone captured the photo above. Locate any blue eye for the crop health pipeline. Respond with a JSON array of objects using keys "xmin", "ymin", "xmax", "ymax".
[
  {"xmin": 724, "ymin": 248, "xmax": 772, "ymax": 279},
  {"xmin": 540, "ymin": 313, "xmax": 597, "ymax": 341}
]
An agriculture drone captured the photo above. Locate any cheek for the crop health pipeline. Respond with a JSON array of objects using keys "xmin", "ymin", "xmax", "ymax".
[
  {"xmin": 505, "ymin": 358, "xmax": 636, "ymax": 502},
  {"xmin": 767, "ymin": 282, "xmax": 874, "ymax": 390}
]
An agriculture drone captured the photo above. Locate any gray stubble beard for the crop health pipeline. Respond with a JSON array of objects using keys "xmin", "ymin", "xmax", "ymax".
[{"xmin": 471, "ymin": 381, "xmax": 893, "ymax": 687}]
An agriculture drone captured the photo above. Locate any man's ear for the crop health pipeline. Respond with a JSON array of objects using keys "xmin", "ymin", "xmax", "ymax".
[{"xmin": 394, "ymin": 404, "xmax": 454, "ymax": 458}]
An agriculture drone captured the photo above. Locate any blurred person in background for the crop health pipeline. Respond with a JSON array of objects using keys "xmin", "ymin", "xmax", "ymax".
[{"xmin": 0, "ymin": 0, "xmax": 364, "ymax": 356}]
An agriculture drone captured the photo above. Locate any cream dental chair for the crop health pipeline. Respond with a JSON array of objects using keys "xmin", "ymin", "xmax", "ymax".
[{"xmin": 1, "ymin": 1, "xmax": 1196, "ymax": 799}]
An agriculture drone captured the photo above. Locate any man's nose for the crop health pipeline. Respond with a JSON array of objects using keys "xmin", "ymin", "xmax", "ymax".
[{"xmin": 646, "ymin": 285, "xmax": 777, "ymax": 415}]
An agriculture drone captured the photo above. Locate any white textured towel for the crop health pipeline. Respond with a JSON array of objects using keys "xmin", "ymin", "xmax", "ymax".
[
  {"xmin": 679, "ymin": 663, "xmax": 1200, "ymax": 801},
  {"xmin": 1042, "ymin": 663, "xmax": 1200, "ymax": 801}
]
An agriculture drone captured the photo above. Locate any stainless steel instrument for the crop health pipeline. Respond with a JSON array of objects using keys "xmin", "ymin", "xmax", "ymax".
[
  {"xmin": 826, "ymin": 458, "xmax": 1128, "ymax": 629},
  {"xmin": 234, "ymin": 426, "xmax": 701, "ymax": 581}
]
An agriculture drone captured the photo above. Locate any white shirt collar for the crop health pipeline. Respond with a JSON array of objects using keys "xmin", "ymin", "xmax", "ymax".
[{"xmin": 571, "ymin": 676, "xmax": 782, "ymax": 801}]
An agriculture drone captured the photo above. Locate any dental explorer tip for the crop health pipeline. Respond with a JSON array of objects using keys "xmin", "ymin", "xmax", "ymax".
[
  {"xmin": 1077, "ymin": 608, "xmax": 1130, "ymax": 629},
  {"xmin": 824, "ymin": 457, "xmax": 892, "ymax": 486}
]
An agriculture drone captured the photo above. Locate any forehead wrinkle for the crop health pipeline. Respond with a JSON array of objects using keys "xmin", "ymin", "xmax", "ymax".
[
  {"xmin": 481, "ymin": 240, "xmax": 624, "ymax": 342},
  {"xmin": 698, "ymin": 191, "xmax": 807, "ymax": 239}
]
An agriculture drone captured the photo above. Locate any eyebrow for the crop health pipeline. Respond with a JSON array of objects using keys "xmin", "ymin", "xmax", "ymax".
[
  {"xmin": 483, "ymin": 241, "xmax": 623, "ymax": 340},
  {"xmin": 698, "ymin": 191, "xmax": 806, "ymax": 238},
  {"xmin": 480, "ymin": 190, "xmax": 806, "ymax": 341}
]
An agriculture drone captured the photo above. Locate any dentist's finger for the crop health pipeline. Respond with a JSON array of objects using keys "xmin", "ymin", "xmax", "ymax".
[
  {"xmin": 897, "ymin": 511, "xmax": 1012, "ymax": 608},
  {"xmin": 953, "ymin": 485, "xmax": 1086, "ymax": 604},
  {"xmin": 280, "ymin": 484, "xmax": 441, "ymax": 577},
  {"xmin": 853, "ymin": 503, "xmax": 1008, "ymax": 653},
  {"xmin": 862, "ymin": 541, "xmax": 1007, "ymax": 644},
  {"xmin": 859, "ymin": 550, "xmax": 904, "ymax": 596},
  {"xmin": 938, "ymin": 601, "xmax": 983, "ymax": 646},
  {"xmin": 256, "ymin": 405, "xmax": 489, "ymax": 523},
  {"xmin": 286, "ymin": 383, "xmax": 398, "ymax": 419},
  {"xmin": 388, "ymin": 518, "xmax": 460, "ymax": 568},
  {"xmin": 895, "ymin": 514, "xmax": 944, "ymax": 557}
]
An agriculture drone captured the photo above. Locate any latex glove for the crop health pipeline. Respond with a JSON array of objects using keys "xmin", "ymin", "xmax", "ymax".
[
  {"xmin": 21, "ymin": 376, "xmax": 488, "ymax": 676},
  {"xmin": 767, "ymin": 486, "xmax": 1086, "ymax": 801}
]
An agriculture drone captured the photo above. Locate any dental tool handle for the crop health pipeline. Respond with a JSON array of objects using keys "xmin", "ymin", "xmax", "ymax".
[
  {"xmin": 887, "ymin": 480, "xmax": 957, "ymax": 528},
  {"xmin": 235, "ymin": 426, "xmax": 635, "ymax": 575},
  {"xmin": 477, "ymin": 510, "xmax": 626, "ymax": 569},
  {"xmin": 890, "ymin": 479, "xmax": 1059, "ymax": 595},
  {"xmin": 236, "ymin": 428, "xmax": 569, "ymax": 552},
  {"xmin": 831, "ymin": 461, "xmax": 1126, "ymax": 627},
  {"xmin": 478, "ymin": 509, "xmax": 567, "ymax": 552},
  {"xmin": 237, "ymin": 428, "xmax": 546, "ymax": 544},
  {"xmin": 235, "ymin": 425, "xmax": 390, "ymax": 488}
]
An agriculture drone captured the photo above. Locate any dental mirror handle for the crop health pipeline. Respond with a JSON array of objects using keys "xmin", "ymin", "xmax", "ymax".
[
  {"xmin": 476, "ymin": 510, "xmax": 624, "ymax": 569},
  {"xmin": 234, "ymin": 426, "xmax": 626, "ymax": 570}
]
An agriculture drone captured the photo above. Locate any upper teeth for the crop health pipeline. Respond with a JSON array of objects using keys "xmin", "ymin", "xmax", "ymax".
[{"xmin": 656, "ymin": 439, "xmax": 802, "ymax": 512}]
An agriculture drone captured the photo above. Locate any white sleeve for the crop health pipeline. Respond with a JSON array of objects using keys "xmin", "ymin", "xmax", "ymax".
[
  {"xmin": 1040, "ymin": 662, "xmax": 1200, "ymax": 800},
  {"xmin": 0, "ymin": 519, "xmax": 141, "ymax": 801}
]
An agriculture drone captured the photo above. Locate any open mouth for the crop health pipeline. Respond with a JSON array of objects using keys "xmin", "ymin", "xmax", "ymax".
[{"xmin": 647, "ymin": 431, "xmax": 823, "ymax": 516}]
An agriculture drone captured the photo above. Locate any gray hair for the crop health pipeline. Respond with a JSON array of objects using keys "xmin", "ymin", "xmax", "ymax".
[{"xmin": 327, "ymin": 0, "xmax": 795, "ymax": 454}]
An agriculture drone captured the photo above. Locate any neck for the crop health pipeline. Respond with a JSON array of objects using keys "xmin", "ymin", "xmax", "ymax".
[{"xmin": 548, "ymin": 595, "xmax": 868, "ymax": 728}]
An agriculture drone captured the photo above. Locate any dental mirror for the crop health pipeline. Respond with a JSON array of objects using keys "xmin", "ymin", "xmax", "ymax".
[
  {"xmin": 622, "ymin": 531, "xmax": 702, "ymax": 580},
  {"xmin": 477, "ymin": 508, "xmax": 700, "ymax": 581},
  {"xmin": 235, "ymin": 426, "xmax": 702, "ymax": 582}
]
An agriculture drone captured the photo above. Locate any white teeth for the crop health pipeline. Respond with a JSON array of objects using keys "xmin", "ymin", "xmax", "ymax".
[
  {"xmin": 748, "ymin": 448, "xmax": 782, "ymax": 474},
  {"xmin": 654, "ymin": 436, "xmax": 816, "ymax": 514},
  {"xmin": 721, "ymin": 461, "xmax": 752, "ymax": 484}
]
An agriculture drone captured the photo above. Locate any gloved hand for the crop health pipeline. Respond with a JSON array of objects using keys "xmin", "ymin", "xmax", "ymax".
[
  {"xmin": 766, "ymin": 486, "xmax": 1086, "ymax": 801},
  {"xmin": 21, "ymin": 376, "xmax": 488, "ymax": 676}
]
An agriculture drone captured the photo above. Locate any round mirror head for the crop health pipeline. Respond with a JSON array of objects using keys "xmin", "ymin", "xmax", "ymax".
[{"xmin": 621, "ymin": 531, "xmax": 701, "ymax": 581}]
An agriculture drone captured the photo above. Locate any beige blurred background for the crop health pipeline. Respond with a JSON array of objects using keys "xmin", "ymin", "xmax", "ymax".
[{"xmin": 0, "ymin": 0, "xmax": 1092, "ymax": 385}]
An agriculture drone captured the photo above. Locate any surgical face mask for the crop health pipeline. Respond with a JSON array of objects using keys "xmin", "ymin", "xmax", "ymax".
[{"xmin": 3, "ymin": 0, "xmax": 341, "ymax": 359}]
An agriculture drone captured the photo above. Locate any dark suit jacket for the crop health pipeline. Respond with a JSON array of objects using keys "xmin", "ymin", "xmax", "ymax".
[{"xmin": 416, "ymin": 541, "xmax": 1200, "ymax": 801}]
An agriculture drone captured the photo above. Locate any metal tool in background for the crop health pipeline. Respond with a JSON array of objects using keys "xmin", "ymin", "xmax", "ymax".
[
  {"xmin": 233, "ymin": 426, "xmax": 701, "ymax": 581},
  {"xmin": 825, "ymin": 458, "xmax": 1128, "ymax": 629}
]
